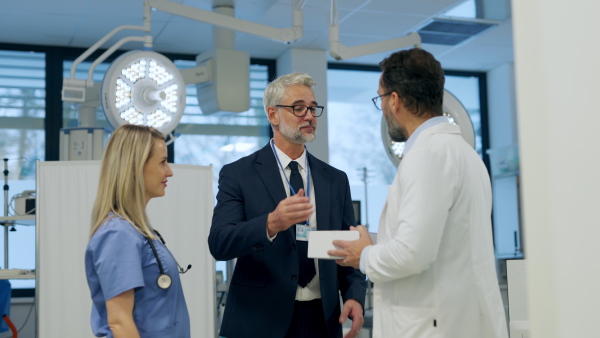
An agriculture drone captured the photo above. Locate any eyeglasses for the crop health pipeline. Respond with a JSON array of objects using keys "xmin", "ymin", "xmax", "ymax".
[
  {"xmin": 372, "ymin": 92, "xmax": 392, "ymax": 110},
  {"xmin": 275, "ymin": 105, "xmax": 324, "ymax": 117}
]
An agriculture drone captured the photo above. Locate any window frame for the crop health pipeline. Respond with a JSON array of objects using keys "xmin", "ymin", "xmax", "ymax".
[
  {"xmin": 327, "ymin": 62, "xmax": 491, "ymax": 172},
  {"xmin": 0, "ymin": 42, "xmax": 276, "ymax": 297}
]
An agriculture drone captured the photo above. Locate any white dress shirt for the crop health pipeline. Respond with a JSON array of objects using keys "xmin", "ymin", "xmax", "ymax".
[{"xmin": 270, "ymin": 141, "xmax": 321, "ymax": 301}]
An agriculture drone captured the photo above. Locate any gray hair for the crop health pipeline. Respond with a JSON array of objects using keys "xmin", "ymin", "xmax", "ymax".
[{"xmin": 262, "ymin": 72, "xmax": 317, "ymax": 114}]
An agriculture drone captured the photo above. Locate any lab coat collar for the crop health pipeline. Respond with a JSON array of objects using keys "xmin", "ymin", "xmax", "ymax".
[{"xmin": 403, "ymin": 116, "xmax": 450, "ymax": 156}]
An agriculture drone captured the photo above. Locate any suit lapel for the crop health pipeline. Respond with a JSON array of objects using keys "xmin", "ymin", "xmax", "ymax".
[
  {"xmin": 255, "ymin": 143, "xmax": 295, "ymax": 240},
  {"xmin": 308, "ymin": 154, "xmax": 330, "ymax": 231},
  {"xmin": 255, "ymin": 144, "xmax": 287, "ymax": 206}
]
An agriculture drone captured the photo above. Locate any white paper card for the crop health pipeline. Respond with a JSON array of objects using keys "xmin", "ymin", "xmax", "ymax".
[{"xmin": 307, "ymin": 230, "xmax": 359, "ymax": 259}]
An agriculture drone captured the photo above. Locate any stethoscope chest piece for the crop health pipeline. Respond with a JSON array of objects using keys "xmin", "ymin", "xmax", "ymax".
[
  {"xmin": 157, "ymin": 274, "xmax": 172, "ymax": 289},
  {"xmin": 148, "ymin": 230, "xmax": 190, "ymax": 290}
]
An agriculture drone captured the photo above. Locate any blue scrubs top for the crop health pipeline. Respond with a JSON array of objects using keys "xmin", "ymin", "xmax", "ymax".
[{"xmin": 85, "ymin": 215, "xmax": 190, "ymax": 338}]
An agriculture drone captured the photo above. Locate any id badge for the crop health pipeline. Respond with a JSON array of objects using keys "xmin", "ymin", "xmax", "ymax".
[{"xmin": 296, "ymin": 224, "xmax": 314, "ymax": 241}]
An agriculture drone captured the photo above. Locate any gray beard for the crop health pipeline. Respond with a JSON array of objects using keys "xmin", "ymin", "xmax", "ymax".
[
  {"xmin": 279, "ymin": 120, "xmax": 316, "ymax": 144},
  {"xmin": 386, "ymin": 115, "xmax": 407, "ymax": 143}
]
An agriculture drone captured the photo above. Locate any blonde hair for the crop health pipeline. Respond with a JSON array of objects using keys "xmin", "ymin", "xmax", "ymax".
[{"xmin": 90, "ymin": 124, "xmax": 165, "ymax": 239}]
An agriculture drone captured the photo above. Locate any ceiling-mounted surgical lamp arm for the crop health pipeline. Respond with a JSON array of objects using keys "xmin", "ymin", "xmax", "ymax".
[
  {"xmin": 328, "ymin": 0, "xmax": 421, "ymax": 61},
  {"xmin": 147, "ymin": 0, "xmax": 305, "ymax": 43},
  {"xmin": 62, "ymin": 4, "xmax": 154, "ymax": 103}
]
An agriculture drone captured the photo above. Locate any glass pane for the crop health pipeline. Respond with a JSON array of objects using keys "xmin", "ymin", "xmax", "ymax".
[
  {"xmin": 327, "ymin": 68, "xmax": 484, "ymax": 233},
  {"xmin": 327, "ymin": 69, "xmax": 394, "ymax": 233},
  {"xmin": 445, "ymin": 75, "xmax": 483, "ymax": 155},
  {"xmin": 174, "ymin": 61, "xmax": 271, "ymax": 189},
  {"xmin": 0, "ymin": 49, "xmax": 46, "ymax": 289}
]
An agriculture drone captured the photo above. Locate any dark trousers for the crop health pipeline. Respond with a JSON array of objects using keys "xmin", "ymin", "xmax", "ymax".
[{"xmin": 284, "ymin": 299, "xmax": 330, "ymax": 338}]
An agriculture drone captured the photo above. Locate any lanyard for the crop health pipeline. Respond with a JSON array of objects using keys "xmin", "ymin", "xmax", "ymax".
[{"xmin": 270, "ymin": 139, "xmax": 312, "ymax": 225}]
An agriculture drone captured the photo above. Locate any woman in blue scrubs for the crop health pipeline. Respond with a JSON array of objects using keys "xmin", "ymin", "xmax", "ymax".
[{"xmin": 85, "ymin": 125, "xmax": 190, "ymax": 338}]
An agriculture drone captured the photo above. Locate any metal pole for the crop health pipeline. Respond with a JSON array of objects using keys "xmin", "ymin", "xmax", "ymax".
[
  {"xmin": 359, "ymin": 166, "xmax": 373, "ymax": 337},
  {"xmin": 362, "ymin": 167, "xmax": 369, "ymax": 229},
  {"xmin": 3, "ymin": 158, "xmax": 9, "ymax": 269}
]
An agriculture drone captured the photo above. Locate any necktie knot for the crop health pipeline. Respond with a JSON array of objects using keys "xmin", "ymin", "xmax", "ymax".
[{"xmin": 289, "ymin": 160, "xmax": 300, "ymax": 172}]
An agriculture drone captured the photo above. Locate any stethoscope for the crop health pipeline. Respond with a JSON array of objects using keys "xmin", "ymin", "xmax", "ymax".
[{"xmin": 147, "ymin": 230, "xmax": 192, "ymax": 289}]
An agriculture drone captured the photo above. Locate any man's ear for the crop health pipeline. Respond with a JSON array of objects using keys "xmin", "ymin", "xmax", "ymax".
[
  {"xmin": 267, "ymin": 106, "xmax": 279, "ymax": 126},
  {"xmin": 389, "ymin": 92, "xmax": 403, "ymax": 115}
]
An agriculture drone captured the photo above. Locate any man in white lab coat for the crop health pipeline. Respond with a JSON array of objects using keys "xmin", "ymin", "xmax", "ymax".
[{"xmin": 328, "ymin": 48, "xmax": 508, "ymax": 338}]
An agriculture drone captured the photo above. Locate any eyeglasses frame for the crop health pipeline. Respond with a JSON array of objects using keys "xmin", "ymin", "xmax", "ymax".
[
  {"xmin": 371, "ymin": 92, "xmax": 393, "ymax": 110},
  {"xmin": 275, "ymin": 104, "xmax": 325, "ymax": 117}
]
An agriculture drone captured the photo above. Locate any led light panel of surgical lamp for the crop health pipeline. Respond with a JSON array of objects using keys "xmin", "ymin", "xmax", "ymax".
[
  {"xmin": 381, "ymin": 90, "xmax": 475, "ymax": 167},
  {"xmin": 101, "ymin": 50, "xmax": 185, "ymax": 135}
]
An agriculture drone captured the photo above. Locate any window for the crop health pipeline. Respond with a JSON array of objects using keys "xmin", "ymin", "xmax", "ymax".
[
  {"xmin": 327, "ymin": 66, "xmax": 488, "ymax": 233},
  {"xmin": 0, "ymin": 50, "xmax": 46, "ymax": 290},
  {"xmin": 172, "ymin": 60, "xmax": 272, "ymax": 188}
]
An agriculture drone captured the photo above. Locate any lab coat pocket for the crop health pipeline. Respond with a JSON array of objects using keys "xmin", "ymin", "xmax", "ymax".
[{"xmin": 388, "ymin": 305, "xmax": 438, "ymax": 337}]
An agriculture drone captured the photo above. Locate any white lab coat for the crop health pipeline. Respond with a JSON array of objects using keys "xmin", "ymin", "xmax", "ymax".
[{"xmin": 365, "ymin": 123, "xmax": 508, "ymax": 338}]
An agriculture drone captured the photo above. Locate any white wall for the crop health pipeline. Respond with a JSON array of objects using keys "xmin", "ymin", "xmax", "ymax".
[{"xmin": 512, "ymin": 0, "xmax": 600, "ymax": 336}]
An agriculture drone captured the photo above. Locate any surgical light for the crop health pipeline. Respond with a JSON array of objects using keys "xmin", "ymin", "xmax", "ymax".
[{"xmin": 101, "ymin": 50, "xmax": 185, "ymax": 135}]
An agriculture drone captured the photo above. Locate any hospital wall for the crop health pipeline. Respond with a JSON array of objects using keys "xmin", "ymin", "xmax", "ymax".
[{"xmin": 513, "ymin": 0, "xmax": 600, "ymax": 336}]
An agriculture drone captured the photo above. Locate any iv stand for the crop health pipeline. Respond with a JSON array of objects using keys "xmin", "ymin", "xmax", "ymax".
[
  {"xmin": 3, "ymin": 158, "xmax": 8, "ymax": 269},
  {"xmin": 359, "ymin": 167, "xmax": 372, "ymax": 229},
  {"xmin": 358, "ymin": 166, "xmax": 374, "ymax": 323},
  {"xmin": 362, "ymin": 167, "xmax": 369, "ymax": 229}
]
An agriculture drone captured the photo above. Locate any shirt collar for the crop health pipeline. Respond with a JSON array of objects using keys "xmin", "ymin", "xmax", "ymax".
[
  {"xmin": 403, "ymin": 116, "xmax": 449, "ymax": 156},
  {"xmin": 271, "ymin": 139, "xmax": 307, "ymax": 170}
]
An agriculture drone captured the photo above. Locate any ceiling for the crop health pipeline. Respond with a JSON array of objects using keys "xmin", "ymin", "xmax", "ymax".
[{"xmin": 0, "ymin": 0, "xmax": 514, "ymax": 72}]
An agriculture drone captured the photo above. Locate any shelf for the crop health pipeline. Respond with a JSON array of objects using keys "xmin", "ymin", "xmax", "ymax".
[
  {"xmin": 0, "ymin": 215, "xmax": 35, "ymax": 226},
  {"xmin": 491, "ymin": 170, "xmax": 520, "ymax": 179},
  {"xmin": 0, "ymin": 269, "xmax": 35, "ymax": 280}
]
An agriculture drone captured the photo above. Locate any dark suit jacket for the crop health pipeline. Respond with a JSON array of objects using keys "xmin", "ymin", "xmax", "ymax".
[{"xmin": 209, "ymin": 143, "xmax": 367, "ymax": 338}]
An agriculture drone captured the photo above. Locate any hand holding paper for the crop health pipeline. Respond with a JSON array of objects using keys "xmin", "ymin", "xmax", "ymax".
[
  {"xmin": 307, "ymin": 230, "xmax": 359, "ymax": 259},
  {"xmin": 327, "ymin": 225, "xmax": 373, "ymax": 269}
]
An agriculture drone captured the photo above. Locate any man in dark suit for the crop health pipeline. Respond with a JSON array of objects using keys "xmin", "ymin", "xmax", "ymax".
[{"xmin": 209, "ymin": 72, "xmax": 366, "ymax": 338}]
